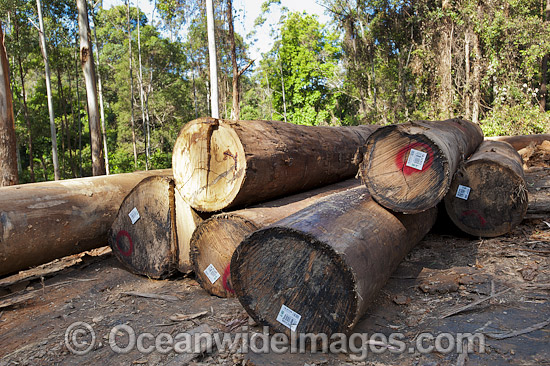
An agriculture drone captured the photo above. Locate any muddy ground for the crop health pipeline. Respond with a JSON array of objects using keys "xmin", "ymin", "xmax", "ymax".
[{"xmin": 0, "ymin": 213, "xmax": 548, "ymax": 365}]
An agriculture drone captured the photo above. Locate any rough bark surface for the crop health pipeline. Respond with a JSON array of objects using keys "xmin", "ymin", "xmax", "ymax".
[
  {"xmin": 0, "ymin": 22, "xmax": 18, "ymax": 186},
  {"xmin": 486, "ymin": 134, "xmax": 550, "ymax": 151},
  {"xmin": 361, "ymin": 118, "xmax": 483, "ymax": 213},
  {"xmin": 172, "ymin": 117, "xmax": 378, "ymax": 212},
  {"xmin": 109, "ymin": 176, "xmax": 177, "ymax": 279},
  {"xmin": 444, "ymin": 141, "xmax": 528, "ymax": 237},
  {"xmin": 525, "ymin": 167, "xmax": 550, "ymax": 218},
  {"xmin": 191, "ymin": 179, "xmax": 359, "ymax": 298},
  {"xmin": 231, "ymin": 187, "xmax": 437, "ymax": 336},
  {"xmin": 0, "ymin": 169, "xmax": 171, "ymax": 276}
]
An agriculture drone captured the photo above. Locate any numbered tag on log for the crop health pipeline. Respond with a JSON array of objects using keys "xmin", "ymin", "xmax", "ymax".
[
  {"xmin": 204, "ymin": 264, "xmax": 221, "ymax": 284},
  {"xmin": 276, "ymin": 304, "xmax": 301, "ymax": 331},
  {"xmin": 406, "ymin": 149, "xmax": 428, "ymax": 170},
  {"xmin": 128, "ymin": 207, "xmax": 140, "ymax": 224},
  {"xmin": 456, "ymin": 185, "xmax": 471, "ymax": 200}
]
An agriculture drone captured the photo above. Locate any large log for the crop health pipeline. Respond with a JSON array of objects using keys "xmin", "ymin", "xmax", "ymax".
[
  {"xmin": 231, "ymin": 187, "xmax": 437, "ymax": 336},
  {"xmin": 525, "ymin": 167, "xmax": 550, "ymax": 218},
  {"xmin": 0, "ymin": 169, "xmax": 171, "ymax": 276},
  {"xmin": 109, "ymin": 176, "xmax": 206, "ymax": 278},
  {"xmin": 486, "ymin": 134, "xmax": 550, "ymax": 151},
  {"xmin": 172, "ymin": 117, "xmax": 377, "ymax": 212},
  {"xmin": 361, "ymin": 118, "xmax": 483, "ymax": 213},
  {"xmin": 190, "ymin": 179, "xmax": 359, "ymax": 298},
  {"xmin": 444, "ymin": 141, "xmax": 528, "ymax": 237}
]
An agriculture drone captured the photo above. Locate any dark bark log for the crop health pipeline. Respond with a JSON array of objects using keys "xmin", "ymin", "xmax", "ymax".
[
  {"xmin": 0, "ymin": 21, "xmax": 18, "ymax": 186},
  {"xmin": 172, "ymin": 117, "xmax": 378, "ymax": 212},
  {"xmin": 191, "ymin": 179, "xmax": 359, "ymax": 298},
  {"xmin": 523, "ymin": 167, "xmax": 550, "ymax": 218},
  {"xmin": 444, "ymin": 141, "xmax": 528, "ymax": 237},
  {"xmin": 231, "ymin": 187, "xmax": 437, "ymax": 336},
  {"xmin": 109, "ymin": 176, "xmax": 177, "ymax": 279},
  {"xmin": 0, "ymin": 169, "xmax": 171, "ymax": 276},
  {"xmin": 361, "ymin": 118, "xmax": 483, "ymax": 213},
  {"xmin": 486, "ymin": 134, "xmax": 550, "ymax": 151}
]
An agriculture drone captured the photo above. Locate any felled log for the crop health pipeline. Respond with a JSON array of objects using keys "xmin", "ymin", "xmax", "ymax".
[
  {"xmin": 109, "ymin": 176, "xmax": 205, "ymax": 278},
  {"xmin": 190, "ymin": 179, "xmax": 359, "ymax": 297},
  {"xmin": 486, "ymin": 134, "xmax": 550, "ymax": 151},
  {"xmin": 525, "ymin": 167, "xmax": 550, "ymax": 219},
  {"xmin": 231, "ymin": 187, "xmax": 437, "ymax": 336},
  {"xmin": 444, "ymin": 141, "xmax": 528, "ymax": 237},
  {"xmin": 172, "ymin": 117, "xmax": 377, "ymax": 212},
  {"xmin": 0, "ymin": 169, "xmax": 171, "ymax": 276},
  {"xmin": 361, "ymin": 118, "xmax": 483, "ymax": 213}
]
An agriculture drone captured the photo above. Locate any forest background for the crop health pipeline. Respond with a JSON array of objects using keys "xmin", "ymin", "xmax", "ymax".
[{"xmin": 0, "ymin": 0, "xmax": 549, "ymax": 183}]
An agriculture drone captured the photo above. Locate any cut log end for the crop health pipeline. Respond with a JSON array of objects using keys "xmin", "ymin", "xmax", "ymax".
[
  {"xmin": 231, "ymin": 227, "xmax": 357, "ymax": 336},
  {"xmin": 362, "ymin": 126, "xmax": 448, "ymax": 213},
  {"xmin": 108, "ymin": 176, "xmax": 176, "ymax": 279},
  {"xmin": 172, "ymin": 118, "xmax": 246, "ymax": 212},
  {"xmin": 191, "ymin": 215, "xmax": 259, "ymax": 297},
  {"xmin": 444, "ymin": 147, "xmax": 528, "ymax": 237}
]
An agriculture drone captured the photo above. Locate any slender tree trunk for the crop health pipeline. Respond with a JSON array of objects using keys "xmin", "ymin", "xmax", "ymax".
[
  {"xmin": 277, "ymin": 52, "xmax": 287, "ymax": 123},
  {"xmin": 74, "ymin": 40, "xmax": 83, "ymax": 177},
  {"xmin": 464, "ymin": 27, "xmax": 471, "ymax": 119},
  {"xmin": 66, "ymin": 66, "xmax": 77, "ymax": 178},
  {"xmin": 136, "ymin": 1, "xmax": 149, "ymax": 170},
  {"xmin": 77, "ymin": 0, "xmax": 105, "ymax": 176},
  {"xmin": 91, "ymin": 6, "xmax": 110, "ymax": 174},
  {"xmin": 471, "ymin": 26, "xmax": 481, "ymax": 124},
  {"xmin": 438, "ymin": 1, "xmax": 453, "ymax": 119},
  {"xmin": 192, "ymin": 67, "xmax": 198, "ymax": 118},
  {"xmin": 206, "ymin": 0, "xmax": 219, "ymax": 118},
  {"xmin": 227, "ymin": 0, "xmax": 240, "ymax": 120},
  {"xmin": 36, "ymin": 0, "xmax": 60, "ymax": 180},
  {"xmin": 14, "ymin": 14, "xmax": 34, "ymax": 182},
  {"xmin": 127, "ymin": 0, "xmax": 138, "ymax": 168},
  {"xmin": 56, "ymin": 67, "xmax": 66, "ymax": 178},
  {"xmin": 540, "ymin": 0, "xmax": 550, "ymax": 112},
  {"xmin": 0, "ymin": 21, "xmax": 18, "ymax": 186}
]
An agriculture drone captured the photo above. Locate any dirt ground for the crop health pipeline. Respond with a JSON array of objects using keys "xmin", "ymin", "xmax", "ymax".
[{"xmin": 1, "ymin": 153, "xmax": 549, "ymax": 366}]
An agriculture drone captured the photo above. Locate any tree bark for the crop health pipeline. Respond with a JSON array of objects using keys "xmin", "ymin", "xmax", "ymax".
[
  {"xmin": 524, "ymin": 167, "xmax": 550, "ymax": 218},
  {"xmin": 136, "ymin": 1, "xmax": 150, "ymax": 170},
  {"xmin": 206, "ymin": 0, "xmax": 219, "ymax": 118},
  {"xmin": 36, "ymin": 0, "xmax": 60, "ymax": 180},
  {"xmin": 227, "ymin": 0, "xmax": 239, "ymax": 120},
  {"xmin": 486, "ymin": 134, "xmax": 550, "ymax": 151},
  {"xmin": 76, "ymin": 0, "xmax": 106, "ymax": 176},
  {"xmin": 191, "ymin": 179, "xmax": 359, "ymax": 298},
  {"xmin": 0, "ymin": 169, "xmax": 171, "ymax": 276},
  {"xmin": 172, "ymin": 117, "xmax": 378, "ymax": 212},
  {"xmin": 444, "ymin": 141, "xmax": 528, "ymax": 237},
  {"xmin": 91, "ymin": 5, "xmax": 110, "ymax": 175},
  {"xmin": 0, "ymin": 21, "xmax": 18, "ymax": 186},
  {"xmin": 471, "ymin": 12, "xmax": 482, "ymax": 124},
  {"xmin": 126, "ymin": 0, "xmax": 138, "ymax": 168},
  {"xmin": 231, "ymin": 187, "xmax": 437, "ymax": 337},
  {"xmin": 540, "ymin": 0, "xmax": 550, "ymax": 112},
  {"xmin": 361, "ymin": 118, "xmax": 484, "ymax": 213},
  {"xmin": 438, "ymin": 1, "xmax": 453, "ymax": 118}
]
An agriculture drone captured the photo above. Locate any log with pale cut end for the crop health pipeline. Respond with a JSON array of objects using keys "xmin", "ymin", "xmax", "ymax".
[
  {"xmin": 361, "ymin": 118, "xmax": 483, "ymax": 213},
  {"xmin": 231, "ymin": 187, "xmax": 437, "ymax": 336},
  {"xmin": 190, "ymin": 179, "xmax": 359, "ymax": 298},
  {"xmin": 172, "ymin": 117, "xmax": 378, "ymax": 212},
  {"xmin": 0, "ymin": 169, "xmax": 171, "ymax": 276},
  {"xmin": 109, "ymin": 176, "xmax": 177, "ymax": 278},
  {"xmin": 444, "ymin": 140, "xmax": 528, "ymax": 237},
  {"xmin": 109, "ymin": 176, "xmax": 205, "ymax": 278}
]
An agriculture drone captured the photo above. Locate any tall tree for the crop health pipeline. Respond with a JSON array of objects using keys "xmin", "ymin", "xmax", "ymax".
[
  {"xmin": 35, "ymin": 0, "xmax": 60, "ymax": 180},
  {"xmin": 541, "ymin": 0, "xmax": 550, "ymax": 112},
  {"xmin": 136, "ymin": 0, "xmax": 150, "ymax": 169},
  {"xmin": 76, "ymin": 0, "xmax": 105, "ymax": 176},
  {"xmin": 0, "ymin": 20, "xmax": 18, "ymax": 186},
  {"xmin": 126, "ymin": 0, "xmax": 138, "ymax": 168}
]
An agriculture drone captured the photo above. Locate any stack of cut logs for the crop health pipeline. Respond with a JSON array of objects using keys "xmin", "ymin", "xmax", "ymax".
[
  {"xmin": 106, "ymin": 116, "xmax": 530, "ymax": 337},
  {"xmin": 0, "ymin": 116, "xmax": 533, "ymax": 337}
]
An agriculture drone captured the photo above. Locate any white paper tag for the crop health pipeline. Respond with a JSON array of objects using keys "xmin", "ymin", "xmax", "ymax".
[
  {"xmin": 204, "ymin": 264, "xmax": 221, "ymax": 284},
  {"xmin": 128, "ymin": 207, "xmax": 140, "ymax": 224},
  {"xmin": 406, "ymin": 149, "xmax": 428, "ymax": 170},
  {"xmin": 456, "ymin": 185, "xmax": 471, "ymax": 200},
  {"xmin": 276, "ymin": 304, "xmax": 301, "ymax": 332}
]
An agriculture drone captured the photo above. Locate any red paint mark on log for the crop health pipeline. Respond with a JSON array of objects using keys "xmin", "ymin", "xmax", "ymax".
[
  {"xmin": 222, "ymin": 263, "xmax": 234, "ymax": 293},
  {"xmin": 395, "ymin": 142, "xmax": 434, "ymax": 176},
  {"xmin": 116, "ymin": 230, "xmax": 134, "ymax": 257},
  {"xmin": 461, "ymin": 210, "xmax": 487, "ymax": 227}
]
